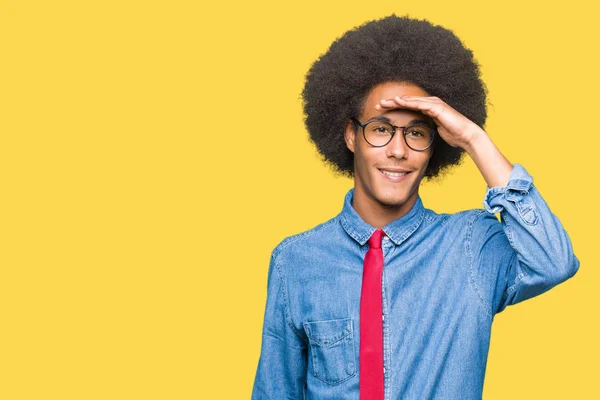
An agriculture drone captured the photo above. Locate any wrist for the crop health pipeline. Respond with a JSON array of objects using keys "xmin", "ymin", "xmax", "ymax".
[{"xmin": 462, "ymin": 126, "xmax": 489, "ymax": 155}]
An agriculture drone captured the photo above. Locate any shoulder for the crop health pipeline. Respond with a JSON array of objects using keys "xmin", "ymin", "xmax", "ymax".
[
  {"xmin": 422, "ymin": 206, "xmax": 499, "ymax": 234},
  {"xmin": 467, "ymin": 208, "xmax": 503, "ymax": 235},
  {"xmin": 423, "ymin": 206, "xmax": 506, "ymax": 255},
  {"xmin": 460, "ymin": 208, "xmax": 511, "ymax": 261},
  {"xmin": 270, "ymin": 215, "xmax": 340, "ymax": 261}
]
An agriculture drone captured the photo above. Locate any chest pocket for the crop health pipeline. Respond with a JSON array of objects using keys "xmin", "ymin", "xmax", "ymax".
[{"xmin": 303, "ymin": 317, "xmax": 357, "ymax": 386}]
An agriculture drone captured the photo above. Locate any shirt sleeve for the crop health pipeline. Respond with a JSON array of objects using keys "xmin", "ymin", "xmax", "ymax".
[
  {"xmin": 251, "ymin": 250, "xmax": 308, "ymax": 399},
  {"xmin": 468, "ymin": 163, "xmax": 580, "ymax": 316}
]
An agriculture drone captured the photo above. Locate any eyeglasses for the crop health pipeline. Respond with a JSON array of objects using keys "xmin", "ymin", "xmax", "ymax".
[{"xmin": 351, "ymin": 117, "xmax": 436, "ymax": 151}]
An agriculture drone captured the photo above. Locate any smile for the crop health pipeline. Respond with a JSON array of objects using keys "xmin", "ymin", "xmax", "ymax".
[{"xmin": 378, "ymin": 168, "xmax": 412, "ymax": 182}]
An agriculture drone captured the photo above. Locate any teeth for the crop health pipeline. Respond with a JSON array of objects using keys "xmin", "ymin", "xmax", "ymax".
[{"xmin": 381, "ymin": 170, "xmax": 407, "ymax": 177}]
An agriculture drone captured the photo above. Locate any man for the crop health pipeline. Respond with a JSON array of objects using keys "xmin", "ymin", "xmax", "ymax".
[{"xmin": 251, "ymin": 14, "xmax": 579, "ymax": 400}]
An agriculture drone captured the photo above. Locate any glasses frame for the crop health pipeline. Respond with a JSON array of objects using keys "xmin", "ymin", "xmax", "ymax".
[{"xmin": 351, "ymin": 117, "xmax": 436, "ymax": 151}]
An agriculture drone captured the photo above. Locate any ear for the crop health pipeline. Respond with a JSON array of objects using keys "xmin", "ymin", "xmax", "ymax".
[{"xmin": 344, "ymin": 120, "xmax": 356, "ymax": 153}]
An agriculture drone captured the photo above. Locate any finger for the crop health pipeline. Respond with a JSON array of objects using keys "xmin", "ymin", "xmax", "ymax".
[
  {"xmin": 375, "ymin": 102, "xmax": 403, "ymax": 109},
  {"xmin": 390, "ymin": 97, "xmax": 433, "ymax": 109},
  {"xmin": 394, "ymin": 95, "xmax": 440, "ymax": 103},
  {"xmin": 375, "ymin": 104, "xmax": 411, "ymax": 111},
  {"xmin": 375, "ymin": 99, "xmax": 405, "ymax": 109},
  {"xmin": 376, "ymin": 98, "xmax": 410, "ymax": 109},
  {"xmin": 391, "ymin": 97, "xmax": 443, "ymax": 118},
  {"xmin": 376, "ymin": 98, "xmax": 438, "ymax": 113},
  {"xmin": 376, "ymin": 97, "xmax": 439, "ymax": 109}
]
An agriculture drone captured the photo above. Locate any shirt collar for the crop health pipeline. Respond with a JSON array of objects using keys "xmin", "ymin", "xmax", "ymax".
[{"xmin": 338, "ymin": 188, "xmax": 426, "ymax": 246}]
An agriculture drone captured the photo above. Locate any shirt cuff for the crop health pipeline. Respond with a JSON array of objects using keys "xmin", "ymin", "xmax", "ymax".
[{"xmin": 482, "ymin": 164, "xmax": 534, "ymax": 216}]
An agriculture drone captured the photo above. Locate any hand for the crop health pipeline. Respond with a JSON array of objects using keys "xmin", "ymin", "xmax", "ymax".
[{"xmin": 375, "ymin": 95, "xmax": 485, "ymax": 149}]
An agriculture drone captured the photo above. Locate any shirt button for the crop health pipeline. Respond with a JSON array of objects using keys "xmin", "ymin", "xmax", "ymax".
[
  {"xmin": 383, "ymin": 367, "xmax": 386, "ymax": 374},
  {"xmin": 382, "ymin": 314, "xmax": 385, "ymax": 321}
]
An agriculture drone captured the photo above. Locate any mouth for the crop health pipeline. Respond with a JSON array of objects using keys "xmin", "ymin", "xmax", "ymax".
[{"xmin": 378, "ymin": 168, "xmax": 412, "ymax": 182}]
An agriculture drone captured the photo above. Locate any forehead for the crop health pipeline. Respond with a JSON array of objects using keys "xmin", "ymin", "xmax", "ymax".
[{"xmin": 361, "ymin": 81, "xmax": 432, "ymax": 122}]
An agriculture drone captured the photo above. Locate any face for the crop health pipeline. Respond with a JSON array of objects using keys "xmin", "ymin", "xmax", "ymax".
[{"xmin": 344, "ymin": 81, "xmax": 435, "ymax": 209}]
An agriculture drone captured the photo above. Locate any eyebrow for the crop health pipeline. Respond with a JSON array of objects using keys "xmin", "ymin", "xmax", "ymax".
[{"xmin": 365, "ymin": 115, "xmax": 434, "ymax": 126}]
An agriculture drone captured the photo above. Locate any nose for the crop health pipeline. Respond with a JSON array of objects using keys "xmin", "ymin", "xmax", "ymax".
[{"xmin": 385, "ymin": 130, "xmax": 409, "ymax": 159}]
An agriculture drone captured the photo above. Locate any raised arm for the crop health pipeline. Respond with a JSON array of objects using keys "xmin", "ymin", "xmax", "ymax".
[
  {"xmin": 467, "ymin": 164, "xmax": 579, "ymax": 316},
  {"xmin": 375, "ymin": 94, "xmax": 579, "ymax": 317},
  {"xmin": 251, "ymin": 251, "xmax": 308, "ymax": 399}
]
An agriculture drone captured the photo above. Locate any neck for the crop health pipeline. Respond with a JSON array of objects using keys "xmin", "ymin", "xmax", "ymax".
[{"xmin": 351, "ymin": 187, "xmax": 418, "ymax": 229}]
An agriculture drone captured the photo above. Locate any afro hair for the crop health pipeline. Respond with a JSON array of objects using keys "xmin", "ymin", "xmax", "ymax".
[{"xmin": 301, "ymin": 14, "xmax": 489, "ymax": 181}]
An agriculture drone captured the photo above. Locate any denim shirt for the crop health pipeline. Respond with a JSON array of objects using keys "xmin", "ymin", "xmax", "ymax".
[{"xmin": 251, "ymin": 164, "xmax": 579, "ymax": 400}]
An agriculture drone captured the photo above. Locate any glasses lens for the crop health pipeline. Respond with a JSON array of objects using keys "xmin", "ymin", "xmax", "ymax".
[
  {"xmin": 405, "ymin": 124, "xmax": 434, "ymax": 150},
  {"xmin": 364, "ymin": 121, "xmax": 393, "ymax": 146}
]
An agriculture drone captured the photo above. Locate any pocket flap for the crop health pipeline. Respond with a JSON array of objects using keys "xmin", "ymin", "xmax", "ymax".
[{"xmin": 303, "ymin": 318, "xmax": 352, "ymax": 347}]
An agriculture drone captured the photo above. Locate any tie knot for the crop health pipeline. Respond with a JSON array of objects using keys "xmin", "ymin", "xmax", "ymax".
[{"xmin": 368, "ymin": 229, "xmax": 384, "ymax": 249}]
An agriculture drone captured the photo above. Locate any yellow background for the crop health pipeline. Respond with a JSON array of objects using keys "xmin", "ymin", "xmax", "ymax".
[{"xmin": 1, "ymin": 0, "xmax": 598, "ymax": 398}]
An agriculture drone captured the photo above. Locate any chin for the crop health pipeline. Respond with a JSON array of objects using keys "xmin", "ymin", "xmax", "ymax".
[{"xmin": 375, "ymin": 191, "xmax": 409, "ymax": 207}]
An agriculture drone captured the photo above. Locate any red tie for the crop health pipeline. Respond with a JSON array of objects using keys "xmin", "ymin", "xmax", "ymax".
[{"xmin": 360, "ymin": 229, "xmax": 385, "ymax": 400}]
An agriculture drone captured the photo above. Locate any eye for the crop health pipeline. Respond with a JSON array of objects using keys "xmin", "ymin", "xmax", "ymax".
[
  {"xmin": 367, "ymin": 122, "xmax": 393, "ymax": 135},
  {"xmin": 406, "ymin": 126, "xmax": 429, "ymax": 137}
]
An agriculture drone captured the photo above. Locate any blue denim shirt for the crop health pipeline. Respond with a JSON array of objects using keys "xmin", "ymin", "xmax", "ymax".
[{"xmin": 251, "ymin": 164, "xmax": 579, "ymax": 400}]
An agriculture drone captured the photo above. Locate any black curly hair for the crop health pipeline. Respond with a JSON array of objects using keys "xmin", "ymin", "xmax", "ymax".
[{"xmin": 301, "ymin": 14, "xmax": 489, "ymax": 181}]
